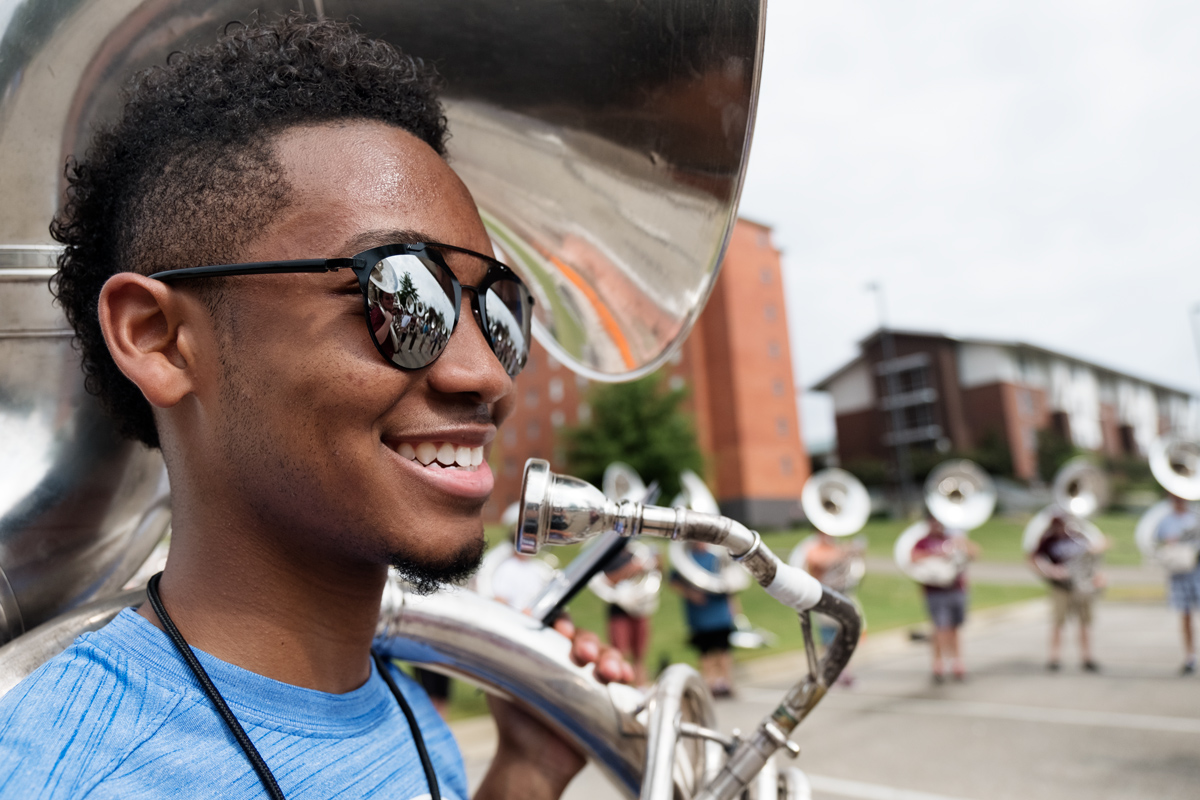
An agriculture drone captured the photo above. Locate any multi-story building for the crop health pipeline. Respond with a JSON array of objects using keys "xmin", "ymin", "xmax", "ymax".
[
  {"xmin": 813, "ymin": 329, "xmax": 1199, "ymax": 481},
  {"xmin": 485, "ymin": 219, "xmax": 811, "ymax": 528}
]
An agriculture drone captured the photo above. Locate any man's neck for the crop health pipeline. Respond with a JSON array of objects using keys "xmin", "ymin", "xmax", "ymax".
[{"xmin": 137, "ymin": 523, "xmax": 388, "ymax": 694}]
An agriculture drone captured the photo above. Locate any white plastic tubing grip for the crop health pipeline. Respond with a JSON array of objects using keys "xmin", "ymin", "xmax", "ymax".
[{"xmin": 764, "ymin": 556, "xmax": 823, "ymax": 612}]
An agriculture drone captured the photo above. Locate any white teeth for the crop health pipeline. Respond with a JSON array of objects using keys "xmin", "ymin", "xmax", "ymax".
[
  {"xmin": 398, "ymin": 441, "xmax": 485, "ymax": 470},
  {"xmin": 455, "ymin": 446, "xmax": 472, "ymax": 467},
  {"xmin": 415, "ymin": 442, "xmax": 437, "ymax": 465}
]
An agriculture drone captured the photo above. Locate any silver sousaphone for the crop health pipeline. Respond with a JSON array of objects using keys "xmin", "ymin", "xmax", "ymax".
[
  {"xmin": 588, "ymin": 463, "xmax": 663, "ymax": 618},
  {"xmin": 789, "ymin": 469, "xmax": 869, "ymax": 593},
  {"xmin": 669, "ymin": 470, "xmax": 753, "ymax": 595},
  {"xmin": 1136, "ymin": 435, "xmax": 1200, "ymax": 574},
  {"xmin": 894, "ymin": 460, "xmax": 996, "ymax": 588},
  {"xmin": 1024, "ymin": 459, "xmax": 1109, "ymax": 593}
]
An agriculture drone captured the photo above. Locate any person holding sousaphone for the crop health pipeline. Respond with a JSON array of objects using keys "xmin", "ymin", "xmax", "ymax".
[
  {"xmin": 1026, "ymin": 458, "xmax": 1111, "ymax": 673},
  {"xmin": 789, "ymin": 468, "xmax": 870, "ymax": 685},
  {"xmin": 911, "ymin": 514, "xmax": 979, "ymax": 682},
  {"xmin": 1142, "ymin": 435, "xmax": 1200, "ymax": 675},
  {"xmin": 1028, "ymin": 512, "xmax": 1107, "ymax": 672},
  {"xmin": 895, "ymin": 460, "xmax": 993, "ymax": 683}
]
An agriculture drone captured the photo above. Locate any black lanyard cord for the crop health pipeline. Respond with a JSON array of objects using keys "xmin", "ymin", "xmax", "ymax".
[
  {"xmin": 145, "ymin": 573, "xmax": 439, "ymax": 800},
  {"xmin": 372, "ymin": 651, "xmax": 441, "ymax": 800}
]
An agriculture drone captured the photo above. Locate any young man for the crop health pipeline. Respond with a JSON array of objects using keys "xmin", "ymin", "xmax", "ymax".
[
  {"xmin": 0, "ymin": 15, "xmax": 629, "ymax": 798},
  {"xmin": 1154, "ymin": 494, "xmax": 1200, "ymax": 674}
]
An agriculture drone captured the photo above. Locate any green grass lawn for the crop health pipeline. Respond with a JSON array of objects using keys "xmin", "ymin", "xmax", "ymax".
[{"xmin": 756, "ymin": 510, "xmax": 1142, "ymax": 567}]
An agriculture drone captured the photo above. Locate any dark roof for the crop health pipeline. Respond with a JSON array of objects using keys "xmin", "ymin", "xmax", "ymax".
[{"xmin": 810, "ymin": 327, "xmax": 1196, "ymax": 398}]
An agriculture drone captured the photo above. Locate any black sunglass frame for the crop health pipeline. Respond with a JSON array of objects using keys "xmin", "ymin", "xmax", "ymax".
[{"xmin": 151, "ymin": 242, "xmax": 534, "ymax": 376}]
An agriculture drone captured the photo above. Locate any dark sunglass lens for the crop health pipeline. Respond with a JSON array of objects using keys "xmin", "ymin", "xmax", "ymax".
[
  {"xmin": 483, "ymin": 278, "xmax": 533, "ymax": 376},
  {"xmin": 367, "ymin": 254, "xmax": 457, "ymax": 369}
]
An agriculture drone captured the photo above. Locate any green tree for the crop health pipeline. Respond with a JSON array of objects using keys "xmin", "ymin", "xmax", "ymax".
[{"xmin": 562, "ymin": 372, "xmax": 704, "ymax": 501}]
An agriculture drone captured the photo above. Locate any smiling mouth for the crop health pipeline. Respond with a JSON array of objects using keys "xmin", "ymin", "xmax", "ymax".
[{"xmin": 394, "ymin": 441, "xmax": 485, "ymax": 471}]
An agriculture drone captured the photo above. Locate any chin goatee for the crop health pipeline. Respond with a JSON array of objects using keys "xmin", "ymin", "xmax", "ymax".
[{"xmin": 389, "ymin": 535, "xmax": 486, "ymax": 596}]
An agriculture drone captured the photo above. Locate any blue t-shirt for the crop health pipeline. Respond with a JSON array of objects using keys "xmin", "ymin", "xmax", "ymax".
[
  {"xmin": 675, "ymin": 550, "xmax": 735, "ymax": 633},
  {"xmin": 0, "ymin": 608, "xmax": 467, "ymax": 799}
]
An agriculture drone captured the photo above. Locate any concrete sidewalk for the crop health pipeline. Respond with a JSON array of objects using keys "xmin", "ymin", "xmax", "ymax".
[{"xmin": 451, "ymin": 598, "xmax": 1199, "ymax": 800}]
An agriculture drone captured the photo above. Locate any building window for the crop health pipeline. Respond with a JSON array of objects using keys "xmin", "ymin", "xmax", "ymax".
[
  {"xmin": 548, "ymin": 377, "xmax": 565, "ymax": 403},
  {"xmin": 504, "ymin": 457, "xmax": 517, "ymax": 476},
  {"xmin": 669, "ymin": 350, "xmax": 683, "ymax": 366},
  {"xmin": 504, "ymin": 429, "xmax": 517, "ymax": 447},
  {"xmin": 773, "ymin": 379, "xmax": 785, "ymax": 396},
  {"xmin": 577, "ymin": 402, "xmax": 592, "ymax": 423},
  {"xmin": 550, "ymin": 410, "xmax": 566, "ymax": 428},
  {"xmin": 547, "ymin": 354, "xmax": 561, "ymax": 371},
  {"xmin": 526, "ymin": 420, "xmax": 541, "ymax": 440},
  {"xmin": 768, "ymin": 340, "xmax": 781, "ymax": 359},
  {"xmin": 525, "ymin": 389, "xmax": 539, "ymax": 408},
  {"xmin": 757, "ymin": 230, "xmax": 769, "ymax": 248},
  {"xmin": 760, "ymin": 268, "xmax": 772, "ymax": 284},
  {"xmin": 781, "ymin": 456, "xmax": 793, "ymax": 475},
  {"xmin": 776, "ymin": 418, "xmax": 788, "ymax": 437},
  {"xmin": 575, "ymin": 374, "xmax": 590, "ymax": 390},
  {"xmin": 669, "ymin": 375, "xmax": 686, "ymax": 391},
  {"xmin": 764, "ymin": 304, "xmax": 777, "ymax": 322}
]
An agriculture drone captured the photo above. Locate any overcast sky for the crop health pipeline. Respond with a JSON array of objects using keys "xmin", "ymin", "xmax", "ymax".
[{"xmin": 737, "ymin": 1, "xmax": 1200, "ymax": 451}]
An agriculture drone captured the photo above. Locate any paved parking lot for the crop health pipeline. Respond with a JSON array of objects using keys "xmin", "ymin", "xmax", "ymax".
[{"xmin": 451, "ymin": 597, "xmax": 1200, "ymax": 799}]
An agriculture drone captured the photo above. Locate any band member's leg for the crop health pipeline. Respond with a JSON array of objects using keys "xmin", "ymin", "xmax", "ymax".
[
  {"xmin": 1048, "ymin": 586, "xmax": 1068, "ymax": 669},
  {"xmin": 1078, "ymin": 595, "xmax": 1097, "ymax": 671},
  {"xmin": 1182, "ymin": 610, "xmax": 1195, "ymax": 674}
]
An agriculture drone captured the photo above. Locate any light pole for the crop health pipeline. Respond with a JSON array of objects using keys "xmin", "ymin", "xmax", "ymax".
[{"xmin": 867, "ymin": 282, "xmax": 917, "ymax": 518}]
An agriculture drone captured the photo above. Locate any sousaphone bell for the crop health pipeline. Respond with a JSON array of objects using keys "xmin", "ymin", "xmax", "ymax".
[
  {"xmin": 894, "ymin": 459, "xmax": 995, "ymax": 588},
  {"xmin": 668, "ymin": 471, "xmax": 752, "ymax": 596},
  {"xmin": 789, "ymin": 469, "xmax": 869, "ymax": 593}
]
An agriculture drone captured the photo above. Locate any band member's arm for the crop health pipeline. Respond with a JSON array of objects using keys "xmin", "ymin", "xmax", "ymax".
[
  {"xmin": 669, "ymin": 574, "xmax": 708, "ymax": 606},
  {"xmin": 1029, "ymin": 550, "xmax": 1067, "ymax": 581},
  {"xmin": 475, "ymin": 617, "xmax": 632, "ymax": 800}
]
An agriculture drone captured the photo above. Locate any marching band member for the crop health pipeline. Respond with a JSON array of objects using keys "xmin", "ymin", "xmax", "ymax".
[
  {"xmin": 670, "ymin": 543, "xmax": 737, "ymax": 697},
  {"xmin": 912, "ymin": 514, "xmax": 979, "ymax": 683},
  {"xmin": 1030, "ymin": 513, "xmax": 1107, "ymax": 673},
  {"xmin": 0, "ymin": 16, "xmax": 631, "ymax": 797},
  {"xmin": 1154, "ymin": 495, "xmax": 1200, "ymax": 675},
  {"xmin": 803, "ymin": 532, "xmax": 864, "ymax": 685},
  {"xmin": 601, "ymin": 546, "xmax": 659, "ymax": 687}
]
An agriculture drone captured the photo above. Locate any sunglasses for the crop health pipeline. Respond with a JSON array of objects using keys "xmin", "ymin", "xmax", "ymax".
[{"xmin": 152, "ymin": 242, "xmax": 534, "ymax": 377}]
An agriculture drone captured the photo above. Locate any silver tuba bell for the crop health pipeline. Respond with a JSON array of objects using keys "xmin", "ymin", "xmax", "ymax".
[
  {"xmin": 1052, "ymin": 457, "xmax": 1110, "ymax": 518},
  {"xmin": 893, "ymin": 459, "xmax": 994, "ymax": 588},
  {"xmin": 668, "ymin": 471, "xmax": 752, "ymax": 595},
  {"xmin": 789, "ymin": 469, "xmax": 869, "ymax": 594}
]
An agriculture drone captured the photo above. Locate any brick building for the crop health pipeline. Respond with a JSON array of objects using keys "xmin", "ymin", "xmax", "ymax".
[
  {"xmin": 485, "ymin": 219, "xmax": 811, "ymax": 528},
  {"xmin": 813, "ymin": 329, "xmax": 1199, "ymax": 481}
]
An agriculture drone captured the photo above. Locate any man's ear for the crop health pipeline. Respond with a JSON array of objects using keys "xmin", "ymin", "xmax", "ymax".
[{"xmin": 98, "ymin": 273, "xmax": 202, "ymax": 408}]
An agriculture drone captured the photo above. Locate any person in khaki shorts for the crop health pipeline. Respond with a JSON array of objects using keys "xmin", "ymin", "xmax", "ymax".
[{"xmin": 1031, "ymin": 514, "xmax": 1107, "ymax": 672}]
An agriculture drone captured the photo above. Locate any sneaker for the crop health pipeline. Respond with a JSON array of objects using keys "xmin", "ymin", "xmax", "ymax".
[
  {"xmin": 1182, "ymin": 660, "xmax": 1196, "ymax": 676},
  {"xmin": 1082, "ymin": 661, "xmax": 1100, "ymax": 673},
  {"xmin": 931, "ymin": 672, "xmax": 945, "ymax": 685},
  {"xmin": 1046, "ymin": 661, "xmax": 1061, "ymax": 672}
]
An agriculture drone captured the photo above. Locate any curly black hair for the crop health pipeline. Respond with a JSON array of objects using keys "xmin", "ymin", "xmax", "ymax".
[{"xmin": 51, "ymin": 14, "xmax": 448, "ymax": 448}]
